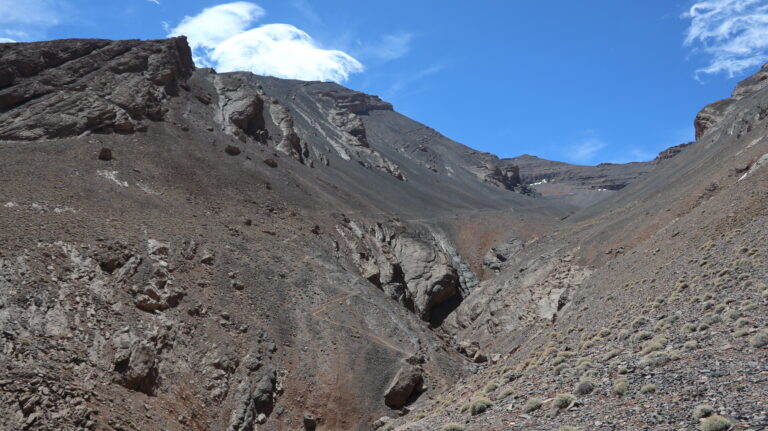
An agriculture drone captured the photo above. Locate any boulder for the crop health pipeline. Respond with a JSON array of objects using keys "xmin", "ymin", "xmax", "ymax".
[
  {"xmin": 383, "ymin": 366, "xmax": 423, "ymax": 409},
  {"xmin": 98, "ymin": 148, "xmax": 113, "ymax": 161}
]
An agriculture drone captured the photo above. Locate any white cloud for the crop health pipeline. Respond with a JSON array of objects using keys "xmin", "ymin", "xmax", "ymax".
[
  {"xmin": 683, "ymin": 0, "xmax": 768, "ymax": 78},
  {"xmin": 147, "ymin": 0, "xmax": 160, "ymax": 5},
  {"xmin": 0, "ymin": 38, "xmax": 16, "ymax": 43},
  {"xmin": 365, "ymin": 32, "xmax": 413, "ymax": 61},
  {"xmin": 168, "ymin": 2, "xmax": 363, "ymax": 82}
]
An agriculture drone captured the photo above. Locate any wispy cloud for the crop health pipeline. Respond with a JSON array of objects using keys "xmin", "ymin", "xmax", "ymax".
[
  {"xmin": 0, "ymin": 38, "xmax": 16, "ymax": 43},
  {"xmin": 380, "ymin": 64, "xmax": 442, "ymax": 100},
  {"xmin": 168, "ymin": 2, "xmax": 363, "ymax": 82},
  {"xmin": 683, "ymin": 0, "xmax": 768, "ymax": 78},
  {"xmin": 363, "ymin": 32, "xmax": 413, "ymax": 61},
  {"xmin": 290, "ymin": 0, "xmax": 323, "ymax": 26},
  {"xmin": 0, "ymin": 0, "xmax": 67, "ymax": 41},
  {"xmin": 563, "ymin": 131, "xmax": 608, "ymax": 164},
  {"xmin": 147, "ymin": 0, "xmax": 160, "ymax": 5}
]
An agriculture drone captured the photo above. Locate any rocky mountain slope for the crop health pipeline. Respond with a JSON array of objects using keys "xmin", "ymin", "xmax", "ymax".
[{"xmin": 0, "ymin": 37, "xmax": 765, "ymax": 431}]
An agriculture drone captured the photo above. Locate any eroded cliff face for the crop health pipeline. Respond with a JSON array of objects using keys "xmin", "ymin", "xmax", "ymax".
[
  {"xmin": 694, "ymin": 62, "xmax": 768, "ymax": 140},
  {"xmin": 0, "ymin": 37, "xmax": 532, "ymax": 431},
  {"xmin": 0, "ymin": 38, "xmax": 194, "ymax": 140}
]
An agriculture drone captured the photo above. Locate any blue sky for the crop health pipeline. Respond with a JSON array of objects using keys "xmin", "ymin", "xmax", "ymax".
[{"xmin": 3, "ymin": 1, "xmax": 768, "ymax": 165}]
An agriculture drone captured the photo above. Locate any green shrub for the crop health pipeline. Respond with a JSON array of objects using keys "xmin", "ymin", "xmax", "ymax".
[
  {"xmin": 553, "ymin": 393, "xmax": 576, "ymax": 409},
  {"xmin": 522, "ymin": 397, "xmax": 543, "ymax": 413},
  {"xmin": 750, "ymin": 329, "xmax": 768, "ymax": 348},
  {"xmin": 631, "ymin": 316, "xmax": 650, "ymax": 329},
  {"xmin": 497, "ymin": 387, "xmax": 515, "ymax": 400},
  {"xmin": 640, "ymin": 335, "xmax": 668, "ymax": 355},
  {"xmin": 639, "ymin": 351, "xmax": 671, "ymax": 368},
  {"xmin": 613, "ymin": 378, "xmax": 629, "ymax": 395},
  {"xmin": 632, "ymin": 331, "xmax": 653, "ymax": 343},
  {"xmin": 683, "ymin": 323, "xmax": 698, "ymax": 333},
  {"xmin": 699, "ymin": 415, "xmax": 731, "ymax": 431},
  {"xmin": 693, "ymin": 405, "xmax": 714, "ymax": 419},
  {"xmin": 734, "ymin": 329, "xmax": 749, "ymax": 337},
  {"xmin": 723, "ymin": 309, "xmax": 742, "ymax": 320},
  {"xmin": 734, "ymin": 317, "xmax": 750, "ymax": 328},
  {"xmin": 602, "ymin": 349, "xmax": 621, "ymax": 361},
  {"xmin": 460, "ymin": 403, "xmax": 470, "ymax": 413},
  {"xmin": 553, "ymin": 352, "xmax": 572, "ymax": 366},
  {"xmin": 683, "ymin": 340, "xmax": 698, "ymax": 351},
  {"xmin": 483, "ymin": 381, "xmax": 499, "ymax": 393},
  {"xmin": 558, "ymin": 427, "xmax": 578, "ymax": 431},
  {"xmin": 742, "ymin": 303, "xmax": 757, "ymax": 311},
  {"xmin": 617, "ymin": 365, "xmax": 629, "ymax": 374},
  {"xmin": 470, "ymin": 397, "xmax": 492, "ymax": 415},
  {"xmin": 640, "ymin": 383, "xmax": 656, "ymax": 394},
  {"xmin": 442, "ymin": 423, "xmax": 466, "ymax": 431}
]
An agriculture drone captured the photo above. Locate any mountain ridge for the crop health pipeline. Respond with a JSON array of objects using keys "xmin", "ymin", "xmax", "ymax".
[{"xmin": 0, "ymin": 36, "xmax": 766, "ymax": 431}]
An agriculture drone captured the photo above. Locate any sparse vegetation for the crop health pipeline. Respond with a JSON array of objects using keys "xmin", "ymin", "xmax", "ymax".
[
  {"xmin": 693, "ymin": 405, "xmax": 714, "ymax": 419},
  {"xmin": 442, "ymin": 423, "xmax": 466, "ymax": 431},
  {"xmin": 497, "ymin": 387, "xmax": 514, "ymax": 400},
  {"xmin": 631, "ymin": 316, "xmax": 650, "ymax": 329},
  {"xmin": 613, "ymin": 378, "xmax": 629, "ymax": 395},
  {"xmin": 750, "ymin": 329, "xmax": 768, "ymax": 348},
  {"xmin": 699, "ymin": 415, "xmax": 732, "ymax": 431},
  {"xmin": 553, "ymin": 393, "xmax": 576, "ymax": 409},
  {"xmin": 470, "ymin": 397, "xmax": 492, "ymax": 415},
  {"xmin": 523, "ymin": 397, "xmax": 543, "ymax": 413},
  {"xmin": 483, "ymin": 381, "xmax": 499, "ymax": 393},
  {"xmin": 641, "ymin": 334, "xmax": 667, "ymax": 352},
  {"xmin": 632, "ymin": 331, "xmax": 653, "ymax": 342},
  {"xmin": 575, "ymin": 379, "xmax": 595, "ymax": 395},
  {"xmin": 558, "ymin": 427, "xmax": 578, "ymax": 431},
  {"xmin": 639, "ymin": 351, "xmax": 671, "ymax": 368},
  {"xmin": 640, "ymin": 383, "xmax": 656, "ymax": 394}
]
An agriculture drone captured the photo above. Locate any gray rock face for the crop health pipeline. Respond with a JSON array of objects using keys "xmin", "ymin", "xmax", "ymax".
[
  {"xmin": 695, "ymin": 62, "xmax": 768, "ymax": 140},
  {"xmin": 111, "ymin": 328, "xmax": 161, "ymax": 395},
  {"xmin": 383, "ymin": 365, "xmax": 423, "ymax": 409},
  {"xmin": 336, "ymin": 220, "xmax": 471, "ymax": 323},
  {"xmin": 228, "ymin": 368, "xmax": 277, "ymax": 431},
  {"xmin": 483, "ymin": 237, "xmax": 524, "ymax": 272},
  {"xmin": 0, "ymin": 37, "xmax": 193, "ymax": 140}
]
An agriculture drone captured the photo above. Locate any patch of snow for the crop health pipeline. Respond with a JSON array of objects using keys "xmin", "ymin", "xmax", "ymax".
[
  {"xmin": 97, "ymin": 170, "xmax": 129, "ymax": 187},
  {"xmin": 137, "ymin": 182, "xmax": 160, "ymax": 195},
  {"xmin": 739, "ymin": 153, "xmax": 768, "ymax": 181},
  {"xmin": 530, "ymin": 179, "xmax": 549, "ymax": 186}
]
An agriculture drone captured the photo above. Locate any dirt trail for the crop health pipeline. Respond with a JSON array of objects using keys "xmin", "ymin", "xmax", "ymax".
[{"xmin": 311, "ymin": 293, "xmax": 412, "ymax": 356}]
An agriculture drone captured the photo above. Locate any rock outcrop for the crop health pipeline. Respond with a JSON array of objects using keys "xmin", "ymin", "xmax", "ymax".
[
  {"xmin": 336, "ymin": 219, "xmax": 475, "ymax": 323},
  {"xmin": 0, "ymin": 37, "xmax": 193, "ymax": 140},
  {"xmin": 383, "ymin": 365, "xmax": 424, "ymax": 409}
]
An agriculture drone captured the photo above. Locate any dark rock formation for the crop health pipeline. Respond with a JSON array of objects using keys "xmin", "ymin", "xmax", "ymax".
[
  {"xmin": 0, "ymin": 37, "xmax": 193, "ymax": 140},
  {"xmin": 383, "ymin": 366, "xmax": 423, "ymax": 409}
]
